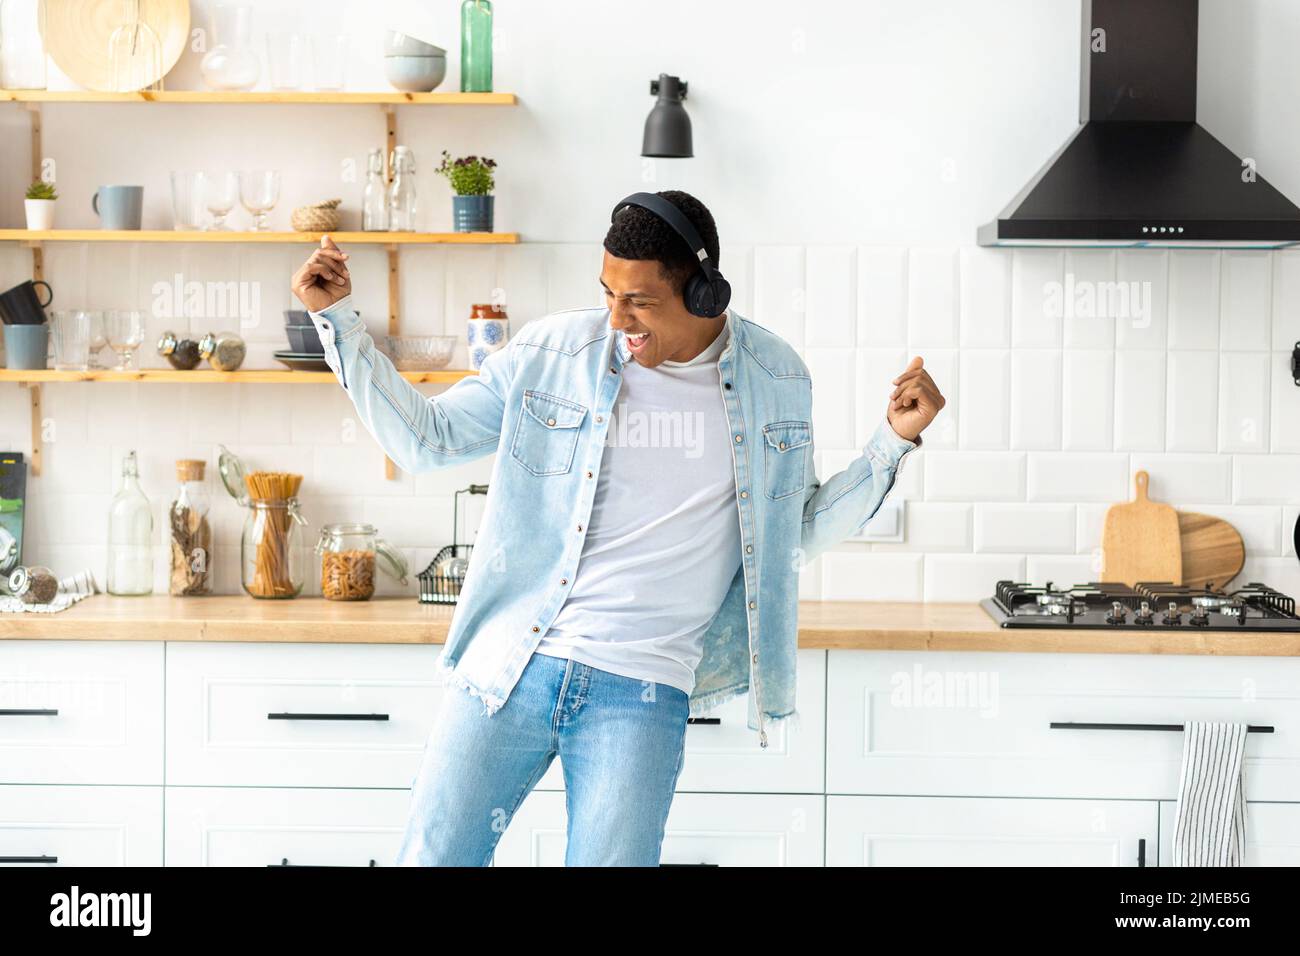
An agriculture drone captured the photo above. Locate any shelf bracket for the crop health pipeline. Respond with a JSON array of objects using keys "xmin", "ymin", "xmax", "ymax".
[
  {"xmin": 383, "ymin": 104, "xmax": 401, "ymax": 481},
  {"xmin": 21, "ymin": 383, "xmax": 41, "ymax": 477}
]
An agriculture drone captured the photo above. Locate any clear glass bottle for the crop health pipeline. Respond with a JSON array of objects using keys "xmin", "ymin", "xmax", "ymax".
[
  {"xmin": 241, "ymin": 498, "xmax": 306, "ymax": 599},
  {"xmin": 169, "ymin": 459, "xmax": 212, "ymax": 596},
  {"xmin": 387, "ymin": 146, "xmax": 417, "ymax": 231},
  {"xmin": 362, "ymin": 148, "xmax": 388, "ymax": 231},
  {"xmin": 459, "ymin": 0, "xmax": 493, "ymax": 93},
  {"xmin": 108, "ymin": 0, "xmax": 162, "ymax": 93},
  {"xmin": 199, "ymin": 2, "xmax": 260, "ymax": 91},
  {"xmin": 107, "ymin": 450, "xmax": 154, "ymax": 595},
  {"xmin": 315, "ymin": 523, "xmax": 408, "ymax": 601}
]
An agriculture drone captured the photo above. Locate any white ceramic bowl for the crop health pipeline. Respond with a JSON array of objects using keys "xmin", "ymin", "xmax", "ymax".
[
  {"xmin": 384, "ymin": 334, "xmax": 457, "ymax": 370},
  {"xmin": 384, "ymin": 54, "xmax": 447, "ymax": 93},
  {"xmin": 384, "ymin": 30, "xmax": 445, "ymax": 57}
]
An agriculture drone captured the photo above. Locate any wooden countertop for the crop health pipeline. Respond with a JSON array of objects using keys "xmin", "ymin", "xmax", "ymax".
[{"xmin": 1, "ymin": 595, "xmax": 1298, "ymax": 656}]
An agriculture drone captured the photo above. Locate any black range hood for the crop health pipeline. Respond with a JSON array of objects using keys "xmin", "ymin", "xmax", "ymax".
[{"xmin": 979, "ymin": 0, "xmax": 1300, "ymax": 249}]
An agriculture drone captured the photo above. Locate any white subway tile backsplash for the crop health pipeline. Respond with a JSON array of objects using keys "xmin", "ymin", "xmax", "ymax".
[
  {"xmin": 855, "ymin": 348, "xmax": 907, "ymax": 448},
  {"xmin": 753, "ymin": 245, "xmax": 807, "ymax": 348},
  {"xmin": 958, "ymin": 350, "xmax": 1010, "ymax": 449},
  {"xmin": 1114, "ymin": 350, "xmax": 1166, "ymax": 451},
  {"xmin": 821, "ymin": 551, "xmax": 924, "ymax": 601},
  {"xmin": 1165, "ymin": 351, "xmax": 1220, "ymax": 452},
  {"xmin": 1218, "ymin": 352, "xmax": 1271, "ymax": 453},
  {"xmin": 805, "ymin": 348, "xmax": 856, "ymax": 450},
  {"xmin": 923, "ymin": 554, "xmax": 1026, "ymax": 601},
  {"xmin": 959, "ymin": 247, "xmax": 1010, "ymax": 347},
  {"xmin": 1167, "ymin": 250, "xmax": 1221, "ymax": 349},
  {"xmin": 1271, "ymin": 352, "xmax": 1300, "ymax": 453},
  {"xmin": 1062, "ymin": 249, "xmax": 1117, "ymax": 349},
  {"xmin": 906, "ymin": 247, "xmax": 959, "ymax": 347},
  {"xmin": 916, "ymin": 349, "xmax": 958, "ymax": 449},
  {"xmin": 924, "ymin": 452, "xmax": 1026, "ymax": 501},
  {"xmin": 1026, "ymin": 554, "xmax": 1099, "ymax": 585},
  {"xmin": 1010, "ymin": 350, "xmax": 1062, "ymax": 450},
  {"xmin": 974, "ymin": 503, "xmax": 1075, "ymax": 553},
  {"xmin": 1076, "ymin": 503, "xmax": 1108, "ymax": 555},
  {"xmin": 1115, "ymin": 250, "xmax": 1168, "ymax": 350},
  {"xmin": 1233, "ymin": 455, "xmax": 1300, "ymax": 504},
  {"xmin": 1128, "ymin": 454, "xmax": 1232, "ymax": 505},
  {"xmin": 1027, "ymin": 453, "xmax": 1130, "ymax": 502},
  {"xmin": 1219, "ymin": 251, "xmax": 1272, "ymax": 351},
  {"xmin": 1062, "ymin": 350, "xmax": 1114, "ymax": 451},
  {"xmin": 857, "ymin": 246, "xmax": 908, "ymax": 346},
  {"xmin": 1272, "ymin": 249, "xmax": 1300, "ymax": 352},
  {"xmin": 872, "ymin": 502, "xmax": 972, "ymax": 552},
  {"xmin": 804, "ymin": 245, "xmax": 856, "ymax": 347},
  {"xmin": 1011, "ymin": 249, "xmax": 1064, "ymax": 348}
]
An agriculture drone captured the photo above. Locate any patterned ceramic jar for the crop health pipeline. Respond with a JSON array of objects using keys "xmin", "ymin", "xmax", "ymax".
[{"xmin": 466, "ymin": 303, "xmax": 508, "ymax": 370}]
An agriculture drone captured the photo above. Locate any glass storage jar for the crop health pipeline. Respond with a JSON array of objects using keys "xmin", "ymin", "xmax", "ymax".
[
  {"xmin": 315, "ymin": 523, "xmax": 408, "ymax": 601},
  {"xmin": 241, "ymin": 497, "xmax": 306, "ymax": 599}
]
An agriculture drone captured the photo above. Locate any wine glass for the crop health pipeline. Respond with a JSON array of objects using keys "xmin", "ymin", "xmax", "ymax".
[
  {"xmin": 201, "ymin": 171, "xmax": 239, "ymax": 231},
  {"xmin": 239, "ymin": 170, "xmax": 280, "ymax": 231},
  {"xmin": 86, "ymin": 310, "xmax": 108, "ymax": 368},
  {"xmin": 103, "ymin": 310, "xmax": 146, "ymax": 370}
]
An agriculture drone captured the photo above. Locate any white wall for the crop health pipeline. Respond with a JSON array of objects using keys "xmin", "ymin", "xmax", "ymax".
[{"xmin": 0, "ymin": 0, "xmax": 1297, "ymax": 601}]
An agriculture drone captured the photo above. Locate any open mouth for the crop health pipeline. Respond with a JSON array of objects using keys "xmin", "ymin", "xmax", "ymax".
[{"xmin": 625, "ymin": 330, "xmax": 651, "ymax": 353}]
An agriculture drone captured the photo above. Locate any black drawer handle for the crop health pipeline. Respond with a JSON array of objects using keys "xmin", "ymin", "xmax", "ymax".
[
  {"xmin": 0, "ymin": 855, "xmax": 57, "ymax": 863},
  {"xmin": 686, "ymin": 717, "xmax": 720, "ymax": 726},
  {"xmin": 1138, "ymin": 838, "xmax": 1146, "ymax": 868},
  {"xmin": 270, "ymin": 857, "xmax": 377, "ymax": 867},
  {"xmin": 660, "ymin": 861, "xmax": 719, "ymax": 867},
  {"xmin": 0, "ymin": 708, "xmax": 58, "ymax": 716},
  {"xmin": 1050, "ymin": 721, "xmax": 1274, "ymax": 733},
  {"xmin": 267, "ymin": 713, "xmax": 390, "ymax": 721}
]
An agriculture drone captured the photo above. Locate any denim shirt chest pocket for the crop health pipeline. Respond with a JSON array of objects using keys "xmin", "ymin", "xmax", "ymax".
[
  {"xmin": 510, "ymin": 389, "xmax": 588, "ymax": 476},
  {"xmin": 762, "ymin": 420, "xmax": 811, "ymax": 499}
]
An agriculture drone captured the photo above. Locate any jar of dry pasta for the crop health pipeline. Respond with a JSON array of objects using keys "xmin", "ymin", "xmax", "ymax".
[{"xmin": 315, "ymin": 524, "xmax": 409, "ymax": 601}]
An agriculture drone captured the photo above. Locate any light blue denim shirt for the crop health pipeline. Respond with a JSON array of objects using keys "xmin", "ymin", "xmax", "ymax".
[{"xmin": 309, "ymin": 294, "xmax": 918, "ymax": 748}]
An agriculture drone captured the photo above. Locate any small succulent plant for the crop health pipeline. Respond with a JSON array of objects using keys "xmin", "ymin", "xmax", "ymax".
[
  {"xmin": 25, "ymin": 179, "xmax": 57, "ymax": 201},
  {"xmin": 435, "ymin": 150, "xmax": 496, "ymax": 196}
]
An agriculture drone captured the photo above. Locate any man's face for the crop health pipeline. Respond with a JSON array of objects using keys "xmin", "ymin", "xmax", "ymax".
[{"xmin": 600, "ymin": 251, "xmax": 718, "ymax": 367}]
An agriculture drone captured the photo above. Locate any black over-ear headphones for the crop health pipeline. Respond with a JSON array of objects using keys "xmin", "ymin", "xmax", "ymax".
[{"xmin": 610, "ymin": 192, "xmax": 731, "ymax": 318}]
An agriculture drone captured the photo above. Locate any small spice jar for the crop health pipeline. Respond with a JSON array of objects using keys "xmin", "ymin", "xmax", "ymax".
[
  {"xmin": 157, "ymin": 331, "xmax": 202, "ymax": 370},
  {"xmin": 8, "ymin": 565, "xmax": 59, "ymax": 605},
  {"xmin": 169, "ymin": 459, "xmax": 213, "ymax": 595},
  {"xmin": 199, "ymin": 330, "xmax": 247, "ymax": 371},
  {"xmin": 315, "ymin": 523, "xmax": 409, "ymax": 601}
]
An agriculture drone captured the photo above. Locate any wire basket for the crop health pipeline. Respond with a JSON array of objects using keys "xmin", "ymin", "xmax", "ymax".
[{"xmin": 418, "ymin": 544, "xmax": 472, "ymax": 604}]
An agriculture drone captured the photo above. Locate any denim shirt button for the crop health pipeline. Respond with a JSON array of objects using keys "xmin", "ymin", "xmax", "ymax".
[
  {"xmin": 560, "ymin": 578, "xmax": 567, "ymax": 585},
  {"xmin": 752, "ymin": 652, "xmax": 759, "ymax": 663},
  {"xmin": 576, "ymin": 524, "xmax": 583, "ymax": 532},
  {"xmin": 746, "ymin": 545, "xmax": 753, "ymax": 554},
  {"xmin": 596, "ymin": 415, "xmax": 604, "ymax": 423},
  {"xmin": 734, "ymin": 434, "xmax": 743, "ymax": 443},
  {"xmin": 531, "ymin": 626, "xmax": 540, "ymax": 633},
  {"xmin": 740, "ymin": 490, "xmax": 748, "ymax": 499},
  {"xmin": 748, "ymin": 601, "xmax": 756, "ymax": 609}
]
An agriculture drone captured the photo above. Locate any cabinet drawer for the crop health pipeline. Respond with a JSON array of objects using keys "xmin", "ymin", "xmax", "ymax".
[
  {"xmin": 827, "ymin": 795, "xmax": 1155, "ymax": 866},
  {"xmin": 533, "ymin": 649, "xmax": 827, "ymax": 794},
  {"xmin": 827, "ymin": 650, "xmax": 1300, "ymax": 800},
  {"xmin": 0, "ymin": 640, "xmax": 163, "ymax": 785},
  {"xmin": 495, "ymin": 791, "xmax": 824, "ymax": 866},
  {"xmin": 0, "ymin": 784, "xmax": 163, "ymax": 865},
  {"xmin": 165, "ymin": 786, "xmax": 410, "ymax": 866},
  {"xmin": 166, "ymin": 642, "xmax": 445, "ymax": 787}
]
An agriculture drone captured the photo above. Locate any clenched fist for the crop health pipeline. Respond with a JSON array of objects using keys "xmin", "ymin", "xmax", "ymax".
[
  {"xmin": 887, "ymin": 356, "xmax": 945, "ymax": 442},
  {"xmin": 291, "ymin": 235, "xmax": 352, "ymax": 313}
]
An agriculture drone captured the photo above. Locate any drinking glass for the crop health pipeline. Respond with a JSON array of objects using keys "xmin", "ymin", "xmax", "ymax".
[
  {"xmin": 201, "ymin": 171, "xmax": 239, "ymax": 231},
  {"xmin": 266, "ymin": 32, "xmax": 306, "ymax": 90},
  {"xmin": 169, "ymin": 171, "xmax": 206, "ymax": 230},
  {"xmin": 86, "ymin": 310, "xmax": 107, "ymax": 368},
  {"xmin": 311, "ymin": 34, "xmax": 348, "ymax": 90},
  {"xmin": 49, "ymin": 310, "xmax": 92, "ymax": 370},
  {"xmin": 239, "ymin": 170, "xmax": 280, "ymax": 231},
  {"xmin": 103, "ymin": 310, "xmax": 146, "ymax": 370}
]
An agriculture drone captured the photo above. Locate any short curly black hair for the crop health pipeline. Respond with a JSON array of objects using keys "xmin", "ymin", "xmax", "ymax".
[{"xmin": 603, "ymin": 190, "xmax": 720, "ymax": 295}]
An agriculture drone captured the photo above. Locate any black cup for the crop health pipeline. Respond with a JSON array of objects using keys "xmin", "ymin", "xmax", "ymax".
[{"xmin": 0, "ymin": 280, "xmax": 53, "ymax": 325}]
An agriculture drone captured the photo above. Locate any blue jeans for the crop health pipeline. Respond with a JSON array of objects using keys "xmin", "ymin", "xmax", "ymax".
[{"xmin": 395, "ymin": 650, "xmax": 690, "ymax": 866}]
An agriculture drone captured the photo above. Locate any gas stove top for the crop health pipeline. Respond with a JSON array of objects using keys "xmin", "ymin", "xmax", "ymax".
[{"xmin": 982, "ymin": 580, "xmax": 1300, "ymax": 632}]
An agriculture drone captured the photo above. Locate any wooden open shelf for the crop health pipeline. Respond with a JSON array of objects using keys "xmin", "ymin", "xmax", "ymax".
[
  {"xmin": 0, "ymin": 229, "xmax": 518, "ymax": 244},
  {"xmin": 0, "ymin": 368, "xmax": 477, "ymax": 384},
  {"xmin": 1, "ymin": 90, "xmax": 517, "ymax": 105}
]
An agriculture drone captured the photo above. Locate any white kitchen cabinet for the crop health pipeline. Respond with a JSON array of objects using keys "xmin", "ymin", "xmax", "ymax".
[
  {"xmin": 826, "ymin": 795, "xmax": 1156, "ymax": 866},
  {"xmin": 164, "ymin": 786, "xmax": 411, "ymax": 866},
  {"xmin": 533, "ymin": 649, "xmax": 827, "ymax": 794},
  {"xmin": 827, "ymin": 650, "xmax": 1300, "ymax": 801},
  {"xmin": 493, "ymin": 791, "xmax": 825, "ymax": 866},
  {"xmin": 165, "ymin": 642, "xmax": 445, "ymax": 788},
  {"xmin": 1158, "ymin": 801, "xmax": 1300, "ymax": 866},
  {"xmin": 0, "ymin": 640, "xmax": 163, "ymax": 785},
  {"xmin": 0, "ymin": 784, "xmax": 163, "ymax": 866}
]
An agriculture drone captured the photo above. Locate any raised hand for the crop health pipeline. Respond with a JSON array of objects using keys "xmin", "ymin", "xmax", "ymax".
[
  {"xmin": 291, "ymin": 234, "xmax": 352, "ymax": 313},
  {"xmin": 887, "ymin": 356, "xmax": 945, "ymax": 442}
]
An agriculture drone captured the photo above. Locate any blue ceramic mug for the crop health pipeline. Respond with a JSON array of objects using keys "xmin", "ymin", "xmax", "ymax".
[
  {"xmin": 93, "ymin": 185, "xmax": 144, "ymax": 230},
  {"xmin": 4, "ymin": 323, "xmax": 49, "ymax": 370}
]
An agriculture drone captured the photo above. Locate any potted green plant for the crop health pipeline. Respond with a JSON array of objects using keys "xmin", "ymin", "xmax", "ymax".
[
  {"xmin": 24, "ymin": 179, "xmax": 57, "ymax": 230},
  {"xmin": 436, "ymin": 150, "xmax": 496, "ymax": 232}
]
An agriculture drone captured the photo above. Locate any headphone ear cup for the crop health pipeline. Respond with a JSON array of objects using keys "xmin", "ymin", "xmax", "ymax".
[{"xmin": 683, "ymin": 271, "xmax": 731, "ymax": 318}]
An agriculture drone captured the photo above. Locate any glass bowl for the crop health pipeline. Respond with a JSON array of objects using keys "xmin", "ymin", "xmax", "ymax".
[{"xmin": 384, "ymin": 334, "xmax": 457, "ymax": 370}]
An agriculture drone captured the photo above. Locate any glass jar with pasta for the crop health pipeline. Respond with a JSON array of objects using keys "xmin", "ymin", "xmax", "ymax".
[{"xmin": 314, "ymin": 523, "xmax": 409, "ymax": 601}]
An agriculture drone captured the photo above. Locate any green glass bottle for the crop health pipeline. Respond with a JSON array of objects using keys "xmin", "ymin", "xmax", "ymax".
[{"xmin": 460, "ymin": 0, "xmax": 493, "ymax": 93}]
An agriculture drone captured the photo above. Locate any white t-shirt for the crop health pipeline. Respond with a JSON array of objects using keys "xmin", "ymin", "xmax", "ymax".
[{"xmin": 534, "ymin": 321, "xmax": 740, "ymax": 696}]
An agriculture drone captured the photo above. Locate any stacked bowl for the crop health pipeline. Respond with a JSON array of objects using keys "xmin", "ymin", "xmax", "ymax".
[{"xmin": 384, "ymin": 31, "xmax": 447, "ymax": 92}]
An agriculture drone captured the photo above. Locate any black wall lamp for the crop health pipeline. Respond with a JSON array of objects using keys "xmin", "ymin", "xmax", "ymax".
[{"xmin": 642, "ymin": 73, "xmax": 692, "ymax": 158}]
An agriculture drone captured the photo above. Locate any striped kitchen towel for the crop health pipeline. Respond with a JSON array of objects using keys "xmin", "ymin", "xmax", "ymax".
[{"xmin": 1171, "ymin": 721, "xmax": 1249, "ymax": 866}]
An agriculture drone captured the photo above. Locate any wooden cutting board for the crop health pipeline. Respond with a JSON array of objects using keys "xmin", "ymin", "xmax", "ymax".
[
  {"xmin": 1101, "ymin": 471, "xmax": 1183, "ymax": 586},
  {"xmin": 1178, "ymin": 511, "xmax": 1245, "ymax": 590}
]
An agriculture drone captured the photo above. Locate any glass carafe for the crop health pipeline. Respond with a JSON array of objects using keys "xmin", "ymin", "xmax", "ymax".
[
  {"xmin": 387, "ymin": 146, "xmax": 417, "ymax": 231},
  {"xmin": 199, "ymin": 2, "xmax": 260, "ymax": 91},
  {"xmin": 108, "ymin": 0, "xmax": 162, "ymax": 93},
  {"xmin": 107, "ymin": 450, "xmax": 153, "ymax": 595},
  {"xmin": 0, "ymin": 0, "xmax": 47, "ymax": 90},
  {"xmin": 241, "ymin": 497, "xmax": 306, "ymax": 599},
  {"xmin": 169, "ymin": 459, "xmax": 212, "ymax": 595},
  {"xmin": 315, "ymin": 523, "xmax": 408, "ymax": 601},
  {"xmin": 362, "ymin": 148, "xmax": 388, "ymax": 231}
]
